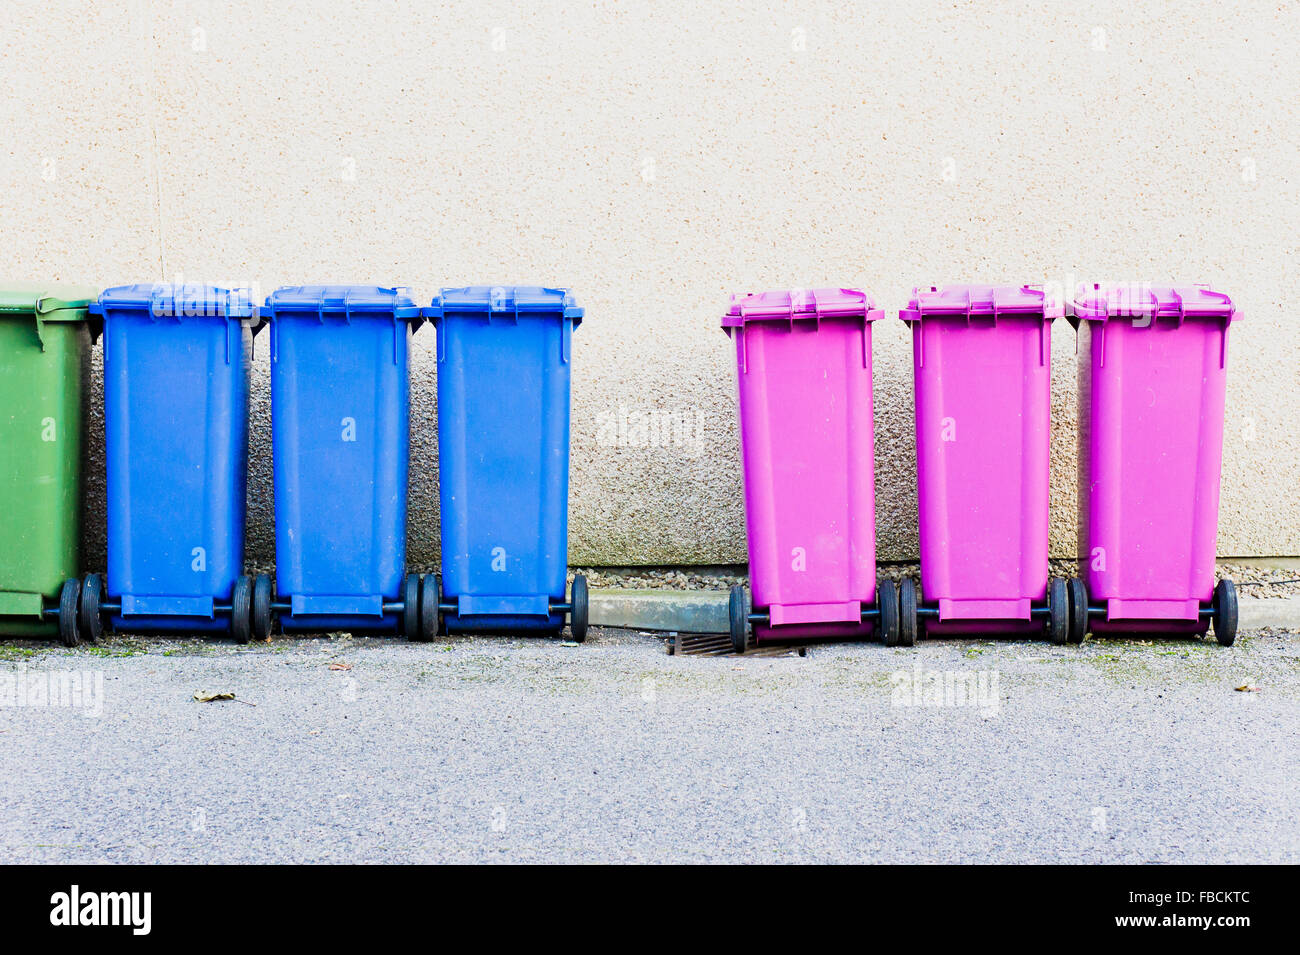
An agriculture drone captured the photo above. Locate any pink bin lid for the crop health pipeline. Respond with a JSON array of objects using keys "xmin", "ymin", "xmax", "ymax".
[
  {"xmin": 899, "ymin": 284, "xmax": 1064, "ymax": 322},
  {"xmin": 1072, "ymin": 283, "xmax": 1238, "ymax": 324},
  {"xmin": 721, "ymin": 288, "xmax": 883, "ymax": 329}
]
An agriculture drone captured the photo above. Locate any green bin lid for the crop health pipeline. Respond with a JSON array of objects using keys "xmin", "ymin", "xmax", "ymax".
[
  {"xmin": 0, "ymin": 284, "xmax": 101, "ymax": 345},
  {"xmin": 0, "ymin": 283, "xmax": 99, "ymax": 319}
]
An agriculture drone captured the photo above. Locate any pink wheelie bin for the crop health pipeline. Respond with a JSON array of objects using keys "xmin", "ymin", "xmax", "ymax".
[
  {"xmin": 722, "ymin": 289, "xmax": 898, "ymax": 653},
  {"xmin": 899, "ymin": 285, "xmax": 1077, "ymax": 644},
  {"xmin": 1071, "ymin": 284, "xmax": 1239, "ymax": 645}
]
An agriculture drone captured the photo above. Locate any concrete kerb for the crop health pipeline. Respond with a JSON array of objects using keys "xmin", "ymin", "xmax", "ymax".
[{"xmin": 591, "ymin": 588, "xmax": 1300, "ymax": 635}]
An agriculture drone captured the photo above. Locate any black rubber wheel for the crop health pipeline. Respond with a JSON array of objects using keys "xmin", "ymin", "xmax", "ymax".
[
  {"xmin": 79, "ymin": 573, "xmax": 104, "ymax": 644},
  {"xmin": 877, "ymin": 580, "xmax": 899, "ymax": 646},
  {"xmin": 1066, "ymin": 577, "xmax": 1088, "ymax": 644},
  {"xmin": 899, "ymin": 578, "xmax": 919, "ymax": 647},
  {"xmin": 57, "ymin": 578, "xmax": 80, "ymax": 647},
  {"xmin": 231, "ymin": 575, "xmax": 252, "ymax": 645},
  {"xmin": 402, "ymin": 572, "xmax": 423, "ymax": 641},
  {"xmin": 728, "ymin": 585, "xmax": 749, "ymax": 654},
  {"xmin": 569, "ymin": 574, "xmax": 588, "ymax": 644},
  {"xmin": 252, "ymin": 574, "xmax": 273, "ymax": 641},
  {"xmin": 420, "ymin": 573, "xmax": 444, "ymax": 641},
  {"xmin": 1213, "ymin": 578, "xmax": 1238, "ymax": 647},
  {"xmin": 1047, "ymin": 577, "xmax": 1069, "ymax": 645}
]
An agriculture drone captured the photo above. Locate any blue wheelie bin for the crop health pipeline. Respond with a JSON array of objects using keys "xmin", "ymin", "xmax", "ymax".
[
  {"xmin": 263, "ymin": 286, "xmax": 428, "ymax": 638},
  {"xmin": 77, "ymin": 283, "xmax": 261, "ymax": 642},
  {"xmin": 422, "ymin": 287, "xmax": 588, "ymax": 641}
]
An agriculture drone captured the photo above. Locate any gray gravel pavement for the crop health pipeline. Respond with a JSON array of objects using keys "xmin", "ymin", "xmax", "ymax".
[{"xmin": 0, "ymin": 625, "xmax": 1296, "ymax": 864}]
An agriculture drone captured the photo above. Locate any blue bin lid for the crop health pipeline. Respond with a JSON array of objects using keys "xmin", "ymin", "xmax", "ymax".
[
  {"xmin": 92, "ymin": 283, "xmax": 257, "ymax": 321},
  {"xmin": 263, "ymin": 285, "xmax": 422, "ymax": 323},
  {"xmin": 425, "ymin": 286, "xmax": 583, "ymax": 327}
]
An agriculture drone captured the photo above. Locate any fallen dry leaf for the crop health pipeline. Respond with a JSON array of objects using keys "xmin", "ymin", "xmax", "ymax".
[
  {"xmin": 193, "ymin": 690, "xmax": 235, "ymax": 703},
  {"xmin": 193, "ymin": 690, "xmax": 256, "ymax": 706},
  {"xmin": 329, "ymin": 662, "xmax": 353, "ymax": 671},
  {"xmin": 1235, "ymin": 684, "xmax": 1261, "ymax": 692}
]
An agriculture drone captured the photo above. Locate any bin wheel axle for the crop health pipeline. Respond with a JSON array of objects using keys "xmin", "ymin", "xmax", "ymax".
[{"xmin": 1074, "ymin": 580, "xmax": 1235, "ymax": 647}]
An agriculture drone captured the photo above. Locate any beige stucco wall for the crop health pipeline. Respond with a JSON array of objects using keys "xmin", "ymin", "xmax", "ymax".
[{"xmin": 4, "ymin": 0, "xmax": 1297, "ymax": 569}]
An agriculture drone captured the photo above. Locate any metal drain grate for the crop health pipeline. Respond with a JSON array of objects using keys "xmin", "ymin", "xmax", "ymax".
[{"xmin": 666, "ymin": 632, "xmax": 805, "ymax": 657}]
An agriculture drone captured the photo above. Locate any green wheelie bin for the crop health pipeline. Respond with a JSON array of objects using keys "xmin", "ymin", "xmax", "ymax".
[{"xmin": 0, "ymin": 285, "xmax": 99, "ymax": 643}]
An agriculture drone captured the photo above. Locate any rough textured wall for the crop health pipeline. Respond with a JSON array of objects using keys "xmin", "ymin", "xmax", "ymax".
[{"xmin": 4, "ymin": 0, "xmax": 1297, "ymax": 570}]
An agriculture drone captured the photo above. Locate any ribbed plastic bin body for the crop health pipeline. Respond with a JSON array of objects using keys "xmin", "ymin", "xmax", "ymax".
[
  {"xmin": 1075, "ymin": 284, "xmax": 1237, "ymax": 633},
  {"xmin": 902, "ymin": 285, "xmax": 1060, "ymax": 634},
  {"xmin": 725, "ymin": 289, "xmax": 883, "ymax": 642},
  {"xmin": 427, "ymin": 287, "xmax": 581, "ymax": 634},
  {"xmin": 0, "ymin": 287, "xmax": 97, "ymax": 636},
  {"xmin": 266, "ymin": 286, "xmax": 418, "ymax": 633},
  {"xmin": 96, "ymin": 284, "xmax": 254, "ymax": 634}
]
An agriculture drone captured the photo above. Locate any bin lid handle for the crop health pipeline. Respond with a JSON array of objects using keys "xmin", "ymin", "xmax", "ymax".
[{"xmin": 7, "ymin": 295, "xmax": 104, "ymax": 348}]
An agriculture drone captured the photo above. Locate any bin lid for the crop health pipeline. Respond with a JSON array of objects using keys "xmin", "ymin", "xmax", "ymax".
[
  {"xmin": 0, "ymin": 283, "xmax": 102, "ymax": 345},
  {"xmin": 425, "ymin": 286, "xmax": 583, "ymax": 326},
  {"xmin": 721, "ymin": 288, "xmax": 883, "ymax": 328},
  {"xmin": 899, "ymin": 285, "xmax": 1063, "ymax": 322},
  {"xmin": 0, "ymin": 284, "xmax": 99, "ymax": 320},
  {"xmin": 264, "ymin": 285, "xmax": 422, "ymax": 322},
  {"xmin": 93, "ymin": 283, "xmax": 257, "ymax": 321},
  {"xmin": 1071, "ymin": 284, "xmax": 1238, "ymax": 324}
]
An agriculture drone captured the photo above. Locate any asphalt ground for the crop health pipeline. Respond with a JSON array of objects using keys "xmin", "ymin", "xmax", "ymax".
[{"xmin": 0, "ymin": 624, "xmax": 1295, "ymax": 863}]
